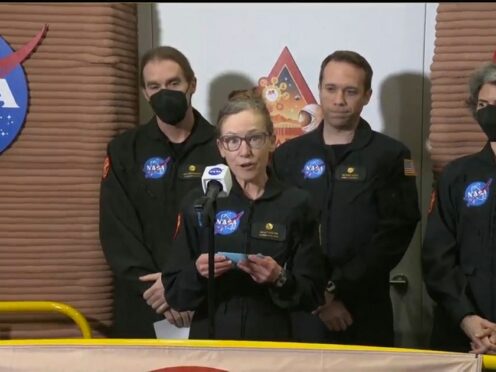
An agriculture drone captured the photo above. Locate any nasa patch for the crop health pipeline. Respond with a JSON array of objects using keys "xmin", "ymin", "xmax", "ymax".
[
  {"xmin": 143, "ymin": 156, "xmax": 171, "ymax": 179},
  {"xmin": 302, "ymin": 158, "xmax": 325, "ymax": 179},
  {"xmin": 464, "ymin": 179, "xmax": 492, "ymax": 207},
  {"xmin": 214, "ymin": 210, "xmax": 245, "ymax": 236}
]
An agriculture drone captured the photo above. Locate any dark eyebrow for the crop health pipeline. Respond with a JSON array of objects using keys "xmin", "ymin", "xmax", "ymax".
[
  {"xmin": 145, "ymin": 76, "xmax": 181, "ymax": 88},
  {"xmin": 323, "ymin": 83, "xmax": 359, "ymax": 90}
]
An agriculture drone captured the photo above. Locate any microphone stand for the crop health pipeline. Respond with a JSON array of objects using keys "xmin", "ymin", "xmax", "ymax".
[{"xmin": 194, "ymin": 194, "xmax": 217, "ymax": 339}]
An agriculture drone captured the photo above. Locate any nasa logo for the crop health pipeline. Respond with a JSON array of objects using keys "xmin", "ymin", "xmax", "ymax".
[
  {"xmin": 0, "ymin": 25, "xmax": 47, "ymax": 154},
  {"xmin": 464, "ymin": 179, "xmax": 492, "ymax": 207},
  {"xmin": 302, "ymin": 158, "xmax": 325, "ymax": 179},
  {"xmin": 214, "ymin": 210, "xmax": 245, "ymax": 236},
  {"xmin": 208, "ymin": 167, "xmax": 222, "ymax": 176},
  {"xmin": 143, "ymin": 156, "xmax": 171, "ymax": 179}
]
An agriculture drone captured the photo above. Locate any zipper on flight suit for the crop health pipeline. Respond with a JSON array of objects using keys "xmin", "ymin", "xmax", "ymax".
[{"xmin": 241, "ymin": 200, "xmax": 256, "ymax": 339}]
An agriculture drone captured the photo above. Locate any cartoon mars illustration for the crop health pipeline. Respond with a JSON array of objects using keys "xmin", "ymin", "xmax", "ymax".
[
  {"xmin": 298, "ymin": 103, "xmax": 323, "ymax": 133},
  {"xmin": 258, "ymin": 47, "xmax": 322, "ymax": 146}
]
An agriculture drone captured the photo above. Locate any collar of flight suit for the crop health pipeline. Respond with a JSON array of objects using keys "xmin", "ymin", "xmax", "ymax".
[
  {"xmin": 303, "ymin": 117, "xmax": 374, "ymax": 169},
  {"xmin": 478, "ymin": 141, "xmax": 496, "ymax": 166},
  {"xmin": 144, "ymin": 108, "xmax": 216, "ymax": 148},
  {"xmin": 306, "ymin": 117, "xmax": 374, "ymax": 151},
  {"xmin": 230, "ymin": 167, "xmax": 285, "ymax": 201}
]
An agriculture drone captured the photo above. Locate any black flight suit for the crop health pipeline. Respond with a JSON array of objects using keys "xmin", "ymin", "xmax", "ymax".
[
  {"xmin": 422, "ymin": 142, "xmax": 496, "ymax": 352},
  {"xmin": 100, "ymin": 111, "xmax": 223, "ymax": 338},
  {"xmin": 163, "ymin": 172, "xmax": 326, "ymax": 341},
  {"xmin": 272, "ymin": 119, "xmax": 420, "ymax": 346}
]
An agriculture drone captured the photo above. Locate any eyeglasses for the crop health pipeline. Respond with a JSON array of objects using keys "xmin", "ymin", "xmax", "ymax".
[{"xmin": 219, "ymin": 132, "xmax": 270, "ymax": 152}]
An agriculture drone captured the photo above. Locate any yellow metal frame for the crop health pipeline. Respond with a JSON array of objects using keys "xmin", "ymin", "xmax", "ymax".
[
  {"xmin": 0, "ymin": 305, "xmax": 495, "ymax": 369},
  {"xmin": 0, "ymin": 301, "xmax": 92, "ymax": 339}
]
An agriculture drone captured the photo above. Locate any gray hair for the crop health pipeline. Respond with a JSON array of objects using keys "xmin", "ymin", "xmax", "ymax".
[{"xmin": 467, "ymin": 62, "xmax": 496, "ymax": 117}]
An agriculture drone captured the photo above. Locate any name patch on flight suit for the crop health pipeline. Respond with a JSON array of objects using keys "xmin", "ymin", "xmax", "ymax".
[
  {"xmin": 335, "ymin": 165, "xmax": 366, "ymax": 181},
  {"xmin": 178, "ymin": 164, "xmax": 205, "ymax": 179},
  {"xmin": 251, "ymin": 222, "xmax": 286, "ymax": 241}
]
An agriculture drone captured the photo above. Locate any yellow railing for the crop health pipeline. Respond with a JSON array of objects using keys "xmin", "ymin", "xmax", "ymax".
[
  {"xmin": 0, "ymin": 307, "xmax": 495, "ymax": 369},
  {"xmin": 0, "ymin": 339, "xmax": 494, "ymax": 370},
  {"xmin": 0, "ymin": 301, "xmax": 92, "ymax": 339},
  {"xmin": 0, "ymin": 338, "xmax": 495, "ymax": 369}
]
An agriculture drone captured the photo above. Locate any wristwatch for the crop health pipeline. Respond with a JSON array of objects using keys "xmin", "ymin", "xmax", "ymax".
[
  {"xmin": 326, "ymin": 280, "xmax": 336, "ymax": 294},
  {"xmin": 274, "ymin": 268, "xmax": 288, "ymax": 288}
]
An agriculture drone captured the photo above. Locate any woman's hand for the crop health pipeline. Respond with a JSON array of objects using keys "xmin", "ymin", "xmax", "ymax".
[
  {"xmin": 195, "ymin": 253, "xmax": 233, "ymax": 278},
  {"xmin": 237, "ymin": 254, "xmax": 281, "ymax": 284}
]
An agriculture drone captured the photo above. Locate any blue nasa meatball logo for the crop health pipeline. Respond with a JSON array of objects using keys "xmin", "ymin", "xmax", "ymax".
[
  {"xmin": 464, "ymin": 179, "xmax": 492, "ymax": 207},
  {"xmin": 208, "ymin": 167, "xmax": 223, "ymax": 176},
  {"xmin": 143, "ymin": 156, "xmax": 171, "ymax": 179},
  {"xmin": 0, "ymin": 37, "xmax": 29, "ymax": 153},
  {"xmin": 214, "ymin": 210, "xmax": 245, "ymax": 235},
  {"xmin": 302, "ymin": 158, "xmax": 325, "ymax": 179},
  {"xmin": 0, "ymin": 26, "xmax": 47, "ymax": 154}
]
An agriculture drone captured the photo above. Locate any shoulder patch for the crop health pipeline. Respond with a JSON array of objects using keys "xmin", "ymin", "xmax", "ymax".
[
  {"xmin": 428, "ymin": 190, "xmax": 436, "ymax": 215},
  {"xmin": 173, "ymin": 213, "xmax": 182, "ymax": 240},
  {"xmin": 404, "ymin": 159, "xmax": 416, "ymax": 177},
  {"xmin": 102, "ymin": 156, "xmax": 111, "ymax": 180}
]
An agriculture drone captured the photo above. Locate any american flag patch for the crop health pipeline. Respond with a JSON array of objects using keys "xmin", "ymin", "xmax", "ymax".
[{"xmin": 404, "ymin": 159, "xmax": 416, "ymax": 176}]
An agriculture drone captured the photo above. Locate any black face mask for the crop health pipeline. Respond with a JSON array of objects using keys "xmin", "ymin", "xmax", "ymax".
[
  {"xmin": 476, "ymin": 104, "xmax": 496, "ymax": 142},
  {"xmin": 150, "ymin": 89, "xmax": 189, "ymax": 125}
]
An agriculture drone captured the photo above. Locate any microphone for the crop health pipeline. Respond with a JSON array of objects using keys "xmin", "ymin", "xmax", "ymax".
[
  {"xmin": 194, "ymin": 164, "xmax": 232, "ymax": 228},
  {"xmin": 198, "ymin": 164, "xmax": 232, "ymax": 340},
  {"xmin": 201, "ymin": 164, "xmax": 232, "ymax": 199}
]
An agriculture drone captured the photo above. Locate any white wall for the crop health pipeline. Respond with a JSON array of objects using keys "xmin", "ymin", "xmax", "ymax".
[{"xmin": 153, "ymin": 3, "xmax": 427, "ymax": 132}]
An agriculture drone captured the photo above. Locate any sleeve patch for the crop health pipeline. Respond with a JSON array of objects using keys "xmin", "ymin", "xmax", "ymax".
[
  {"xmin": 173, "ymin": 213, "xmax": 182, "ymax": 240},
  {"xmin": 428, "ymin": 190, "xmax": 436, "ymax": 215},
  {"xmin": 102, "ymin": 156, "xmax": 111, "ymax": 180}
]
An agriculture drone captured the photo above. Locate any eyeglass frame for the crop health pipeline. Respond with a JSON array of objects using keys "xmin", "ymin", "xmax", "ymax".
[{"xmin": 218, "ymin": 132, "xmax": 271, "ymax": 152}]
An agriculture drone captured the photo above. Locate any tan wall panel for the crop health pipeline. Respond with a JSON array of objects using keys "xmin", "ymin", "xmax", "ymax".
[{"xmin": 0, "ymin": 3, "xmax": 138, "ymax": 339}]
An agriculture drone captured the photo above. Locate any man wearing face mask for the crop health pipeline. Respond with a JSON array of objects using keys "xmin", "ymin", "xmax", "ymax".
[
  {"xmin": 99, "ymin": 46, "xmax": 223, "ymax": 338},
  {"xmin": 422, "ymin": 61, "xmax": 496, "ymax": 354}
]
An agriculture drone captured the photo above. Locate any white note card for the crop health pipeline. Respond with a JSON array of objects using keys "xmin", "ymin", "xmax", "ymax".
[{"xmin": 153, "ymin": 319, "xmax": 190, "ymax": 339}]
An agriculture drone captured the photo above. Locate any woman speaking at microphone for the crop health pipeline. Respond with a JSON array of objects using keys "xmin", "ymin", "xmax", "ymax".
[{"xmin": 163, "ymin": 90, "xmax": 326, "ymax": 341}]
